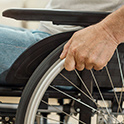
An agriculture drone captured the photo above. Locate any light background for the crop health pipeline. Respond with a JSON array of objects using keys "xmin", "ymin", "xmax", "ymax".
[{"xmin": 0, "ymin": 0, "xmax": 50, "ymax": 28}]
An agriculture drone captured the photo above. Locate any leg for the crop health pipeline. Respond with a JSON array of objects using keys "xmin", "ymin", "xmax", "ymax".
[{"xmin": 0, "ymin": 25, "xmax": 50, "ymax": 74}]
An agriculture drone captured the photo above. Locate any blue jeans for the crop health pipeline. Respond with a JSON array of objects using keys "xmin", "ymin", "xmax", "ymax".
[{"xmin": 0, "ymin": 25, "xmax": 50, "ymax": 74}]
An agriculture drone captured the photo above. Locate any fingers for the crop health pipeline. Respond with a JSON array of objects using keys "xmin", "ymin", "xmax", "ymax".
[
  {"xmin": 60, "ymin": 38, "xmax": 72, "ymax": 59},
  {"xmin": 64, "ymin": 52, "xmax": 76, "ymax": 71},
  {"xmin": 85, "ymin": 63, "xmax": 93, "ymax": 70},
  {"xmin": 75, "ymin": 52, "xmax": 86, "ymax": 71},
  {"xmin": 63, "ymin": 48, "xmax": 108, "ymax": 71},
  {"xmin": 76, "ymin": 58, "xmax": 94, "ymax": 71},
  {"xmin": 76, "ymin": 63, "xmax": 85, "ymax": 71},
  {"xmin": 64, "ymin": 48, "xmax": 93, "ymax": 71},
  {"xmin": 60, "ymin": 23, "xmax": 118, "ymax": 72}
]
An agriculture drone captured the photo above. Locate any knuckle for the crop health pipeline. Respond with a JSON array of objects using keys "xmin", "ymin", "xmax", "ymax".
[
  {"xmin": 78, "ymin": 57, "xmax": 84, "ymax": 63},
  {"xmin": 76, "ymin": 67, "xmax": 84, "ymax": 71},
  {"xmin": 94, "ymin": 66, "xmax": 104, "ymax": 71},
  {"xmin": 76, "ymin": 64, "xmax": 84, "ymax": 71},
  {"xmin": 94, "ymin": 60, "xmax": 105, "ymax": 70},
  {"xmin": 70, "ymin": 47, "xmax": 77, "ymax": 54},
  {"xmin": 73, "ymin": 32, "xmax": 78, "ymax": 37},
  {"xmin": 65, "ymin": 66, "xmax": 74, "ymax": 71},
  {"xmin": 98, "ymin": 60, "xmax": 105, "ymax": 67},
  {"xmin": 87, "ymin": 56, "xmax": 97, "ymax": 64},
  {"xmin": 76, "ymin": 53, "xmax": 88, "ymax": 65},
  {"xmin": 80, "ymin": 53, "xmax": 88, "ymax": 60},
  {"xmin": 80, "ymin": 53, "xmax": 86, "ymax": 59},
  {"xmin": 85, "ymin": 65, "xmax": 93, "ymax": 70},
  {"xmin": 95, "ymin": 65, "xmax": 103, "ymax": 70},
  {"xmin": 76, "ymin": 64, "xmax": 80, "ymax": 69},
  {"xmin": 77, "ymin": 55, "xmax": 85, "ymax": 64},
  {"xmin": 64, "ymin": 59, "xmax": 75, "ymax": 71}
]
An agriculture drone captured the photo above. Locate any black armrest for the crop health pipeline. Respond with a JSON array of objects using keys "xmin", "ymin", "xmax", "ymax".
[{"xmin": 3, "ymin": 8, "xmax": 110, "ymax": 26}]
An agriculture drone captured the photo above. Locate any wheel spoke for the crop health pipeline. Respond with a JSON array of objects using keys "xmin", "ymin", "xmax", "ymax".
[
  {"xmin": 90, "ymin": 70, "xmax": 120, "ymax": 123},
  {"xmin": 60, "ymin": 72, "xmax": 109, "ymax": 123},
  {"xmin": 50, "ymin": 83, "xmax": 119, "ymax": 123},
  {"xmin": 17, "ymin": 42, "xmax": 124, "ymax": 124},
  {"xmin": 41, "ymin": 100, "xmax": 86, "ymax": 124},
  {"xmin": 116, "ymin": 49, "xmax": 124, "ymax": 115},
  {"xmin": 105, "ymin": 66, "xmax": 122, "ymax": 113},
  {"xmin": 60, "ymin": 68, "xmax": 120, "ymax": 123},
  {"xmin": 116, "ymin": 49, "xmax": 124, "ymax": 86},
  {"xmin": 50, "ymin": 85, "xmax": 98, "ymax": 112},
  {"xmin": 74, "ymin": 69, "xmax": 94, "ymax": 99},
  {"xmin": 90, "ymin": 70, "xmax": 111, "ymax": 115},
  {"xmin": 60, "ymin": 72, "xmax": 105, "ymax": 110},
  {"xmin": 60, "ymin": 73, "xmax": 97, "ymax": 106}
]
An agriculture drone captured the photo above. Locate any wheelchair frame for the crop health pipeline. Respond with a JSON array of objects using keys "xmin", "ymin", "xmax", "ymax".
[{"xmin": 0, "ymin": 8, "xmax": 124, "ymax": 124}]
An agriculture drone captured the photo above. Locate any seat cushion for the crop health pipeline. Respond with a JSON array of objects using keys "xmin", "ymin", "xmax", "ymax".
[{"xmin": 4, "ymin": 31, "xmax": 74, "ymax": 87}]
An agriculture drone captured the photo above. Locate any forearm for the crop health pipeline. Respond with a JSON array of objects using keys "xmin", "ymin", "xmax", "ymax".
[
  {"xmin": 61, "ymin": 6, "xmax": 123, "ymax": 71},
  {"xmin": 100, "ymin": 5, "xmax": 124, "ymax": 44}
]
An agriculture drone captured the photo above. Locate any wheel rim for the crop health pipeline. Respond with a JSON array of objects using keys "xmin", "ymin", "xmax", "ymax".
[
  {"xmin": 24, "ymin": 59, "xmax": 65, "ymax": 124},
  {"xmin": 23, "ymin": 48, "xmax": 124, "ymax": 124}
]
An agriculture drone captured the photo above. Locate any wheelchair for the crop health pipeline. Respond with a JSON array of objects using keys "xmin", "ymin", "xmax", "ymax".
[{"xmin": 0, "ymin": 8, "xmax": 124, "ymax": 124}]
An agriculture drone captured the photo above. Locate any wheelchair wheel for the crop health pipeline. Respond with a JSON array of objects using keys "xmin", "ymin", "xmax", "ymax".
[{"xmin": 16, "ymin": 42, "xmax": 124, "ymax": 124}]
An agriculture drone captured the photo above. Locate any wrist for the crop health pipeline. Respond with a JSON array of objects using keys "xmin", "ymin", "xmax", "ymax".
[{"xmin": 100, "ymin": 5, "xmax": 124, "ymax": 44}]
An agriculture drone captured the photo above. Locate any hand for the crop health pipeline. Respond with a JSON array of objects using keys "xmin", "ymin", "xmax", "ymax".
[{"xmin": 60, "ymin": 23, "xmax": 118, "ymax": 71}]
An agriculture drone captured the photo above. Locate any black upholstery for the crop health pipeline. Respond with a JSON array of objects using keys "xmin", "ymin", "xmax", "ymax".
[
  {"xmin": 0, "ymin": 31, "xmax": 74, "ymax": 87},
  {"xmin": 0, "ymin": 70, "xmax": 9, "ymax": 85}
]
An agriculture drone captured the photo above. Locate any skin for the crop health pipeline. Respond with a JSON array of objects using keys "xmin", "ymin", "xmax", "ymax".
[{"xmin": 60, "ymin": 5, "xmax": 124, "ymax": 71}]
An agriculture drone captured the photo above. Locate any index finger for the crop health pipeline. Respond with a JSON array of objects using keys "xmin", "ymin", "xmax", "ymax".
[
  {"xmin": 60, "ymin": 38, "xmax": 73, "ymax": 59},
  {"xmin": 64, "ymin": 51, "xmax": 76, "ymax": 71}
]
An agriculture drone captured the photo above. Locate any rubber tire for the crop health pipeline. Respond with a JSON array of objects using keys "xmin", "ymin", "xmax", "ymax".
[{"xmin": 15, "ymin": 42, "xmax": 65, "ymax": 124}]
